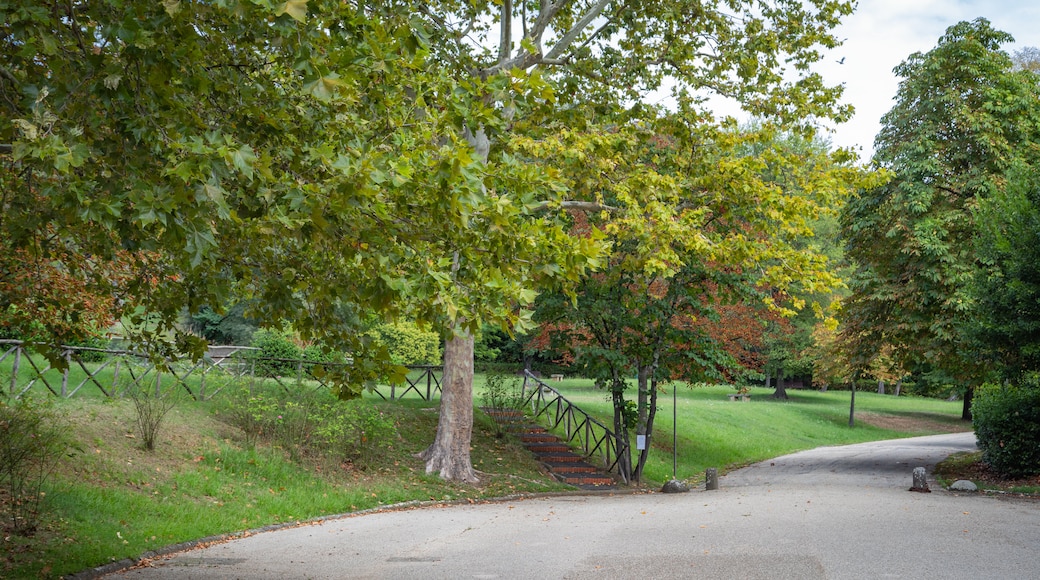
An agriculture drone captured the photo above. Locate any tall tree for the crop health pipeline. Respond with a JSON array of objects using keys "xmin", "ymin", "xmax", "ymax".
[
  {"xmin": 412, "ymin": 0, "xmax": 860, "ymax": 480},
  {"xmin": 970, "ymin": 163, "xmax": 1040, "ymax": 379},
  {"xmin": 531, "ymin": 121, "xmax": 873, "ymax": 482},
  {"xmin": 840, "ymin": 19, "xmax": 1040, "ymax": 419}
]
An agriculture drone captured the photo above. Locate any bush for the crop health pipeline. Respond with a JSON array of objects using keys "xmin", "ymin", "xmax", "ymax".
[
  {"xmin": 972, "ymin": 381, "xmax": 1040, "ymax": 478},
  {"xmin": 250, "ymin": 328, "xmax": 302, "ymax": 377},
  {"xmin": 367, "ymin": 322, "xmax": 441, "ymax": 365},
  {"xmin": 219, "ymin": 388, "xmax": 395, "ymax": 465},
  {"xmin": 122, "ymin": 376, "xmax": 180, "ymax": 452},
  {"xmin": 0, "ymin": 398, "xmax": 69, "ymax": 536},
  {"xmin": 481, "ymin": 372, "xmax": 527, "ymax": 411}
]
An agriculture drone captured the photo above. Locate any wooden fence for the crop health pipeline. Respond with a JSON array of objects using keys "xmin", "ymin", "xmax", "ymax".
[
  {"xmin": 520, "ymin": 370, "xmax": 628, "ymax": 483},
  {"xmin": 0, "ymin": 340, "xmax": 441, "ymax": 401}
]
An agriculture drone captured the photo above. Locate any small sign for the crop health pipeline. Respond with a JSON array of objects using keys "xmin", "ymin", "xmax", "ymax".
[{"xmin": 636, "ymin": 435, "xmax": 646, "ymax": 450}]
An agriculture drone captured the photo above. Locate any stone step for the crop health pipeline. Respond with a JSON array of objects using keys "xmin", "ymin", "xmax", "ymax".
[
  {"xmin": 518, "ymin": 432, "xmax": 559, "ymax": 443},
  {"xmin": 537, "ymin": 452, "xmax": 584, "ymax": 463},
  {"xmin": 523, "ymin": 441, "xmax": 572, "ymax": 453},
  {"xmin": 551, "ymin": 463, "xmax": 600, "ymax": 474}
]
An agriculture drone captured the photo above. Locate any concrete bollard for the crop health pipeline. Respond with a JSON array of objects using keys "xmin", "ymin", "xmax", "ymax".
[
  {"xmin": 909, "ymin": 466, "xmax": 931, "ymax": 493},
  {"xmin": 705, "ymin": 467, "xmax": 719, "ymax": 491}
]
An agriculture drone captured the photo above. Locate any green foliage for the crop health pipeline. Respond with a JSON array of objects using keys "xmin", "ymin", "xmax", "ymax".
[
  {"xmin": 474, "ymin": 326, "xmax": 503, "ymax": 363},
  {"xmin": 0, "ymin": 398, "xmax": 69, "ymax": 536},
  {"xmin": 221, "ymin": 388, "xmax": 395, "ymax": 464},
  {"xmin": 122, "ymin": 377, "xmax": 180, "ymax": 452},
  {"xmin": 841, "ymin": 19, "xmax": 1040, "ymax": 382},
  {"xmin": 480, "ymin": 373, "xmax": 526, "ymax": 411},
  {"xmin": 367, "ymin": 322, "xmax": 441, "ymax": 366},
  {"xmin": 972, "ymin": 382, "xmax": 1040, "ymax": 478},
  {"xmin": 250, "ymin": 329, "xmax": 303, "ymax": 377},
  {"xmin": 970, "ymin": 164, "xmax": 1040, "ymax": 379},
  {"xmin": 185, "ymin": 303, "xmax": 257, "ymax": 346}
]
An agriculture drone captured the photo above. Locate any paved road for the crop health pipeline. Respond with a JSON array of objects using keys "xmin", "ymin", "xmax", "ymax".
[{"xmin": 105, "ymin": 433, "xmax": 1040, "ymax": 579}]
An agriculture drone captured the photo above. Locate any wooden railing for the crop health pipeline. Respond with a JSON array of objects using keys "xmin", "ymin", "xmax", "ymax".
[
  {"xmin": 520, "ymin": 370, "xmax": 629, "ymax": 483},
  {"xmin": 0, "ymin": 340, "xmax": 440, "ymax": 401}
]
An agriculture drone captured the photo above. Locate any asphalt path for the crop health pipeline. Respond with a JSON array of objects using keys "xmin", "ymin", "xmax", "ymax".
[{"xmin": 103, "ymin": 432, "xmax": 1040, "ymax": 579}]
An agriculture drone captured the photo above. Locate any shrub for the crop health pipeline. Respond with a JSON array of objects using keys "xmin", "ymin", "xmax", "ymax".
[
  {"xmin": 122, "ymin": 376, "xmax": 180, "ymax": 452},
  {"xmin": 219, "ymin": 388, "xmax": 395, "ymax": 466},
  {"xmin": 481, "ymin": 373, "xmax": 527, "ymax": 411},
  {"xmin": 250, "ymin": 328, "xmax": 302, "ymax": 377},
  {"xmin": 0, "ymin": 398, "xmax": 69, "ymax": 536},
  {"xmin": 367, "ymin": 322, "xmax": 441, "ymax": 365},
  {"xmin": 972, "ymin": 381, "xmax": 1040, "ymax": 478}
]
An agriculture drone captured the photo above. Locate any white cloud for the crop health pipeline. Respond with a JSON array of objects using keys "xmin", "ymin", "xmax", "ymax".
[{"xmin": 820, "ymin": 1, "xmax": 1040, "ymax": 157}]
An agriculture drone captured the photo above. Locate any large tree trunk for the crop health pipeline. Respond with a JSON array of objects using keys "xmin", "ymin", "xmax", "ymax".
[
  {"xmin": 633, "ymin": 365, "xmax": 651, "ymax": 483},
  {"xmin": 420, "ymin": 331, "xmax": 478, "ymax": 483},
  {"xmin": 962, "ymin": 386, "xmax": 974, "ymax": 421},
  {"xmin": 772, "ymin": 369, "xmax": 789, "ymax": 399},
  {"xmin": 633, "ymin": 370, "xmax": 660, "ymax": 483},
  {"xmin": 610, "ymin": 373, "xmax": 632, "ymax": 483}
]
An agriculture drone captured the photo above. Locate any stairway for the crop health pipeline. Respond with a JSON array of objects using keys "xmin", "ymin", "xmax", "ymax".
[{"xmin": 483, "ymin": 408, "xmax": 617, "ymax": 490}]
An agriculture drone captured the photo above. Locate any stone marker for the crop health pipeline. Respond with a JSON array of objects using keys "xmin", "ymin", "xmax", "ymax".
[
  {"xmin": 661, "ymin": 479, "xmax": 690, "ymax": 493},
  {"xmin": 909, "ymin": 466, "xmax": 931, "ymax": 493},
  {"xmin": 950, "ymin": 480, "xmax": 978, "ymax": 492},
  {"xmin": 705, "ymin": 467, "xmax": 719, "ymax": 491}
]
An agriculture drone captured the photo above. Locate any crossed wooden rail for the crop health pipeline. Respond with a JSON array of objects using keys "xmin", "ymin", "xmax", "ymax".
[{"xmin": 520, "ymin": 370, "xmax": 628, "ymax": 483}]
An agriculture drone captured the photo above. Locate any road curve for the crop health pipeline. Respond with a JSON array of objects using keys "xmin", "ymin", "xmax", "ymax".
[{"xmin": 102, "ymin": 433, "xmax": 1040, "ymax": 580}]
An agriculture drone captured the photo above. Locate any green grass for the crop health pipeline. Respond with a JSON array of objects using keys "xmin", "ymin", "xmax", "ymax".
[
  {"xmin": 509, "ymin": 379, "xmax": 969, "ymax": 483},
  {"xmin": 3, "ymin": 369, "xmax": 971, "ymax": 578}
]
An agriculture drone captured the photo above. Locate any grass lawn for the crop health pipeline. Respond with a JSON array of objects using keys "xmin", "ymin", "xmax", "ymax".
[
  {"xmin": 3, "ymin": 368, "xmax": 973, "ymax": 578},
  {"xmin": 510, "ymin": 378, "xmax": 969, "ymax": 483}
]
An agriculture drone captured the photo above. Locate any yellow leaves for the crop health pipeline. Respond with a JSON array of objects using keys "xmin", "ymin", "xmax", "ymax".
[
  {"xmin": 274, "ymin": 0, "xmax": 308, "ymax": 23},
  {"xmin": 304, "ymin": 73, "xmax": 347, "ymax": 102}
]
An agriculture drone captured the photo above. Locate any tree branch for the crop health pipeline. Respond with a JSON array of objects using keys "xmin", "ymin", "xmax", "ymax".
[
  {"xmin": 528, "ymin": 200, "xmax": 621, "ymax": 213},
  {"xmin": 498, "ymin": 0, "xmax": 512, "ymax": 65},
  {"xmin": 0, "ymin": 144, "xmax": 11, "ymax": 155},
  {"xmin": 544, "ymin": 0, "xmax": 613, "ymax": 61}
]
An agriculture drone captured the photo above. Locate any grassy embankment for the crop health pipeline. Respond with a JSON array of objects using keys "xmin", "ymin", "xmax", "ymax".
[{"xmin": 2, "ymin": 356, "xmax": 968, "ymax": 578}]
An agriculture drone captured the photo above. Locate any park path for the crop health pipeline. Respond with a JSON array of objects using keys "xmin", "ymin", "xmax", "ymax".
[{"xmin": 100, "ymin": 433, "xmax": 1040, "ymax": 580}]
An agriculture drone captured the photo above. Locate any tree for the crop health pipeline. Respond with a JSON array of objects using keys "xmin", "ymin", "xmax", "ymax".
[
  {"xmin": 531, "ymin": 121, "xmax": 873, "ymax": 482},
  {"xmin": 840, "ymin": 19, "xmax": 1040, "ymax": 419},
  {"xmin": 411, "ymin": 0, "xmax": 862, "ymax": 481},
  {"xmin": 970, "ymin": 163, "xmax": 1040, "ymax": 378}
]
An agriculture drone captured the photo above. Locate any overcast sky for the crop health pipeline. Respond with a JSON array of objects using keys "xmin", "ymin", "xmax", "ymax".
[{"xmin": 816, "ymin": 1, "xmax": 1040, "ymax": 158}]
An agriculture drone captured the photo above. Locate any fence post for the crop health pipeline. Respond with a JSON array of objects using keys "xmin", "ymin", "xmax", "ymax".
[
  {"xmin": 199, "ymin": 363, "xmax": 207, "ymax": 400},
  {"xmin": 10, "ymin": 346, "xmax": 20, "ymax": 396},
  {"xmin": 61, "ymin": 349, "xmax": 70, "ymax": 397}
]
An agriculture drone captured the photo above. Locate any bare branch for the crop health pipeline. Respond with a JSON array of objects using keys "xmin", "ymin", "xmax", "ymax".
[
  {"xmin": 0, "ymin": 65, "xmax": 17, "ymax": 84},
  {"xmin": 528, "ymin": 200, "xmax": 621, "ymax": 213},
  {"xmin": 498, "ymin": 0, "xmax": 512, "ymax": 65},
  {"xmin": 544, "ymin": 0, "xmax": 614, "ymax": 61},
  {"xmin": 0, "ymin": 144, "xmax": 12, "ymax": 155}
]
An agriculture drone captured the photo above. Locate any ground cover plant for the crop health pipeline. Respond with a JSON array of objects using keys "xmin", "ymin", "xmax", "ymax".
[{"xmin": 934, "ymin": 451, "xmax": 1040, "ymax": 496}]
